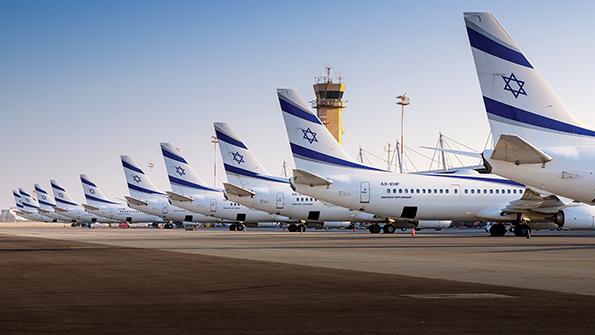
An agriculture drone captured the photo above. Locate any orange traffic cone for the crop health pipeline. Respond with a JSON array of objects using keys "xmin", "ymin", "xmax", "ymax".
[{"xmin": 411, "ymin": 228, "xmax": 416, "ymax": 237}]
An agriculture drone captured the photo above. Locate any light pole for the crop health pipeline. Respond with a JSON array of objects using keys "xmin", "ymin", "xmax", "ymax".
[{"xmin": 396, "ymin": 93, "xmax": 410, "ymax": 174}]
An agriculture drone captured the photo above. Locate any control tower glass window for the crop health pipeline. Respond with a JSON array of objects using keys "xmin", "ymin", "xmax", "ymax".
[{"xmin": 320, "ymin": 91, "xmax": 343, "ymax": 99}]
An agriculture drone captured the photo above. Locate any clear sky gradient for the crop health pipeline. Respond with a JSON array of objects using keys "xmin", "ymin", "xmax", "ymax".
[{"xmin": 2, "ymin": 0, "xmax": 595, "ymax": 208}]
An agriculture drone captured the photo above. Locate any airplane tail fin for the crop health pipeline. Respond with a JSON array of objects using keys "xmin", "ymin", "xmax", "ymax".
[
  {"xmin": 277, "ymin": 88, "xmax": 384, "ymax": 175},
  {"xmin": 120, "ymin": 155, "xmax": 165, "ymax": 199},
  {"xmin": 464, "ymin": 12, "xmax": 595, "ymax": 147},
  {"xmin": 50, "ymin": 179, "xmax": 80, "ymax": 208},
  {"xmin": 214, "ymin": 122, "xmax": 289, "ymax": 187},
  {"xmin": 34, "ymin": 183, "xmax": 56, "ymax": 209},
  {"xmin": 160, "ymin": 143, "xmax": 219, "ymax": 194},
  {"xmin": 80, "ymin": 174, "xmax": 119, "ymax": 206},
  {"xmin": 13, "ymin": 190, "xmax": 24, "ymax": 210},
  {"xmin": 18, "ymin": 188, "xmax": 39, "ymax": 212}
]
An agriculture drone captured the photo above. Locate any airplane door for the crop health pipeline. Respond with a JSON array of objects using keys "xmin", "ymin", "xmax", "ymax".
[
  {"xmin": 210, "ymin": 199, "xmax": 217, "ymax": 212},
  {"xmin": 360, "ymin": 182, "xmax": 370, "ymax": 203},
  {"xmin": 276, "ymin": 192, "xmax": 284, "ymax": 209},
  {"xmin": 162, "ymin": 204, "xmax": 168, "ymax": 215}
]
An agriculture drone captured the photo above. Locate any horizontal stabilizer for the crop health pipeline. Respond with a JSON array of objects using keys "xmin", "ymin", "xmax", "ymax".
[
  {"xmin": 223, "ymin": 182, "xmax": 256, "ymax": 197},
  {"xmin": 292, "ymin": 169, "xmax": 333, "ymax": 187},
  {"xmin": 82, "ymin": 203, "xmax": 100, "ymax": 211},
  {"xmin": 38, "ymin": 208, "xmax": 50, "ymax": 214},
  {"xmin": 166, "ymin": 191, "xmax": 193, "ymax": 202},
  {"xmin": 125, "ymin": 196, "xmax": 148, "ymax": 207},
  {"xmin": 420, "ymin": 146, "xmax": 481, "ymax": 158},
  {"xmin": 491, "ymin": 135, "xmax": 552, "ymax": 164},
  {"xmin": 54, "ymin": 207, "xmax": 68, "ymax": 213}
]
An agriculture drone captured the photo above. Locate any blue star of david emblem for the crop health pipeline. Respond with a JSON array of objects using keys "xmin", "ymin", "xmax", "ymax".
[
  {"xmin": 302, "ymin": 128, "xmax": 318, "ymax": 144},
  {"xmin": 25, "ymin": 198, "xmax": 30, "ymax": 203},
  {"xmin": 41, "ymin": 195, "xmax": 46, "ymax": 200},
  {"xmin": 502, "ymin": 73, "xmax": 527, "ymax": 98},
  {"xmin": 175, "ymin": 166, "xmax": 185, "ymax": 176},
  {"xmin": 133, "ymin": 175, "xmax": 142, "ymax": 183},
  {"xmin": 231, "ymin": 152, "xmax": 244, "ymax": 164},
  {"xmin": 89, "ymin": 189, "xmax": 95, "ymax": 194},
  {"xmin": 58, "ymin": 192, "xmax": 64, "ymax": 198}
]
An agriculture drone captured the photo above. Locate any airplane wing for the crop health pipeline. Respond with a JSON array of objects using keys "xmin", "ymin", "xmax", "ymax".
[
  {"xmin": 125, "ymin": 196, "xmax": 148, "ymax": 207},
  {"xmin": 491, "ymin": 134, "xmax": 552, "ymax": 164},
  {"xmin": 292, "ymin": 169, "xmax": 333, "ymax": 187},
  {"xmin": 82, "ymin": 203, "xmax": 100, "ymax": 212},
  {"xmin": 223, "ymin": 182, "xmax": 255, "ymax": 197},
  {"xmin": 166, "ymin": 191, "xmax": 193, "ymax": 202}
]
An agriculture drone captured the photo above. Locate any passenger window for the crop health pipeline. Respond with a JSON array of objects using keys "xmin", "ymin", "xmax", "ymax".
[
  {"xmin": 433, "ymin": 189, "xmax": 437, "ymax": 194},
  {"xmin": 392, "ymin": 189, "xmax": 397, "ymax": 193},
  {"xmin": 454, "ymin": 189, "xmax": 458, "ymax": 194},
  {"xmin": 464, "ymin": 189, "xmax": 468, "ymax": 194},
  {"xmin": 490, "ymin": 189, "xmax": 493, "ymax": 194},
  {"xmin": 399, "ymin": 189, "xmax": 403, "ymax": 193},
  {"xmin": 446, "ymin": 189, "xmax": 449, "ymax": 194},
  {"xmin": 439, "ymin": 189, "xmax": 443, "ymax": 194},
  {"xmin": 405, "ymin": 189, "xmax": 408, "ymax": 194},
  {"xmin": 416, "ymin": 189, "xmax": 420, "ymax": 194},
  {"xmin": 422, "ymin": 189, "xmax": 426, "ymax": 194}
]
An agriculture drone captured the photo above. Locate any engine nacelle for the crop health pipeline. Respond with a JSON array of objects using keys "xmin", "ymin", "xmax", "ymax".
[{"xmin": 552, "ymin": 206, "xmax": 595, "ymax": 230}]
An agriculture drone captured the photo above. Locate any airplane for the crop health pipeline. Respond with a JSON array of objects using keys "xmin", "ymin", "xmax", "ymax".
[
  {"xmin": 120, "ymin": 155, "xmax": 222, "ymax": 229},
  {"xmin": 277, "ymin": 88, "xmax": 595, "ymax": 236},
  {"xmin": 13, "ymin": 189, "xmax": 50, "ymax": 222},
  {"xmin": 161, "ymin": 143, "xmax": 288, "ymax": 230},
  {"xmin": 79, "ymin": 174, "xmax": 163, "ymax": 226},
  {"xmin": 50, "ymin": 179, "xmax": 116, "ymax": 226},
  {"xmin": 213, "ymin": 122, "xmax": 396, "ymax": 232},
  {"xmin": 463, "ymin": 12, "xmax": 595, "ymax": 205},
  {"xmin": 11, "ymin": 190, "xmax": 31, "ymax": 220},
  {"xmin": 33, "ymin": 183, "xmax": 72, "ymax": 222}
]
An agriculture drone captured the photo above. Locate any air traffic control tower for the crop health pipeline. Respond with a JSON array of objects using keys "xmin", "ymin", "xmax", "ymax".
[{"xmin": 313, "ymin": 66, "xmax": 345, "ymax": 144}]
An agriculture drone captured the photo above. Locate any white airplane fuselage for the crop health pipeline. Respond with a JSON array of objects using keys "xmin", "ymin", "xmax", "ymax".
[
  {"xmin": 170, "ymin": 190, "xmax": 285, "ymax": 224},
  {"xmin": 291, "ymin": 170, "xmax": 524, "ymax": 222},
  {"xmin": 128, "ymin": 196, "xmax": 220, "ymax": 223},
  {"xmin": 485, "ymin": 146, "xmax": 595, "ymax": 204},
  {"xmin": 226, "ymin": 181, "xmax": 380, "ymax": 224},
  {"xmin": 87, "ymin": 204, "xmax": 162, "ymax": 223}
]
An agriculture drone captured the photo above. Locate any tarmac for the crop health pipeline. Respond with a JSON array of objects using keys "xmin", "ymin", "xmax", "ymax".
[{"xmin": 2, "ymin": 223, "xmax": 595, "ymax": 334}]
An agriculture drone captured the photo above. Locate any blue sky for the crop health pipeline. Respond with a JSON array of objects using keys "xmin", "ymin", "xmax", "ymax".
[{"xmin": 2, "ymin": 0, "xmax": 595, "ymax": 208}]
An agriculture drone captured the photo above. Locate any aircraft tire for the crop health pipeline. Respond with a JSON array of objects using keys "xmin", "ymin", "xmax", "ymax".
[
  {"xmin": 288, "ymin": 224, "xmax": 297, "ymax": 232},
  {"xmin": 383, "ymin": 224, "xmax": 396, "ymax": 234},
  {"xmin": 297, "ymin": 224, "xmax": 306, "ymax": 233},
  {"xmin": 489, "ymin": 223, "xmax": 506, "ymax": 237},
  {"xmin": 368, "ymin": 224, "xmax": 381, "ymax": 234}
]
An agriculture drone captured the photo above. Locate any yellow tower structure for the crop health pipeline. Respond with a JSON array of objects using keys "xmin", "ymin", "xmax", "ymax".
[{"xmin": 313, "ymin": 66, "xmax": 345, "ymax": 144}]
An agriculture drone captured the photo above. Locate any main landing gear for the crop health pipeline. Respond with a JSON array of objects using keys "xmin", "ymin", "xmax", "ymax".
[
  {"xmin": 229, "ymin": 223, "xmax": 245, "ymax": 231},
  {"xmin": 164, "ymin": 223, "xmax": 174, "ymax": 229},
  {"xmin": 368, "ymin": 224, "xmax": 397, "ymax": 234},
  {"xmin": 287, "ymin": 223, "xmax": 307, "ymax": 232},
  {"xmin": 368, "ymin": 224, "xmax": 382, "ymax": 234},
  {"xmin": 489, "ymin": 223, "xmax": 507, "ymax": 236},
  {"xmin": 513, "ymin": 223, "xmax": 531, "ymax": 237}
]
